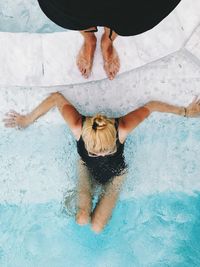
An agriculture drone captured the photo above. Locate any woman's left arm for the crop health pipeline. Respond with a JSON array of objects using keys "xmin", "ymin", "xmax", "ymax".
[
  {"xmin": 144, "ymin": 96, "xmax": 200, "ymax": 117},
  {"xmin": 119, "ymin": 97, "xmax": 200, "ymax": 142},
  {"xmin": 118, "ymin": 106, "xmax": 151, "ymax": 142}
]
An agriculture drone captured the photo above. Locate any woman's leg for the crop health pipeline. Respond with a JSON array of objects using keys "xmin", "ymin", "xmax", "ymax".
[
  {"xmin": 101, "ymin": 27, "xmax": 120, "ymax": 80},
  {"xmin": 77, "ymin": 27, "xmax": 97, "ymax": 79},
  {"xmin": 91, "ymin": 174, "xmax": 126, "ymax": 233},
  {"xmin": 76, "ymin": 159, "xmax": 93, "ymax": 225}
]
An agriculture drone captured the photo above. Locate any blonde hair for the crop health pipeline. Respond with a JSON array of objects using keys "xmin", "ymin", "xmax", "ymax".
[{"xmin": 82, "ymin": 114, "xmax": 117, "ymax": 154}]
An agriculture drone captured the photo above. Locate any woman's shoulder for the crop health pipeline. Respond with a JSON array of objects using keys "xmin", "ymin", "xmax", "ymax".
[{"xmin": 117, "ymin": 117, "xmax": 127, "ymax": 144}]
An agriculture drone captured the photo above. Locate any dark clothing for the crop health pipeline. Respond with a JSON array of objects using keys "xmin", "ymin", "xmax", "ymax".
[
  {"xmin": 77, "ymin": 116, "xmax": 127, "ymax": 185},
  {"xmin": 38, "ymin": 0, "xmax": 181, "ymax": 36}
]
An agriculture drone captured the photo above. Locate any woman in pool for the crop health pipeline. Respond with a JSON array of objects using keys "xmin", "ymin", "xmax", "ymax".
[
  {"xmin": 37, "ymin": 0, "xmax": 181, "ymax": 80},
  {"xmin": 3, "ymin": 93, "xmax": 200, "ymax": 233}
]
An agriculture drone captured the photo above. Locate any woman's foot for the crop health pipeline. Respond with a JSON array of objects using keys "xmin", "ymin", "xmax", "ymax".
[
  {"xmin": 76, "ymin": 36, "xmax": 97, "ymax": 79},
  {"xmin": 76, "ymin": 209, "xmax": 91, "ymax": 225},
  {"xmin": 101, "ymin": 33, "xmax": 120, "ymax": 80}
]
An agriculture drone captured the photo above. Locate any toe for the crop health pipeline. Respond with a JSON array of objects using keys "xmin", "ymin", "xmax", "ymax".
[
  {"xmin": 110, "ymin": 73, "xmax": 114, "ymax": 80},
  {"xmin": 77, "ymin": 62, "xmax": 82, "ymax": 72},
  {"xmin": 83, "ymin": 69, "xmax": 89, "ymax": 78},
  {"xmin": 108, "ymin": 72, "xmax": 113, "ymax": 80},
  {"xmin": 5, "ymin": 122, "xmax": 16, "ymax": 128},
  {"xmin": 85, "ymin": 66, "xmax": 92, "ymax": 78}
]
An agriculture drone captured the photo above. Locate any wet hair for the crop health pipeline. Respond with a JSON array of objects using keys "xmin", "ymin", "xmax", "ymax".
[{"xmin": 81, "ymin": 114, "xmax": 117, "ymax": 154}]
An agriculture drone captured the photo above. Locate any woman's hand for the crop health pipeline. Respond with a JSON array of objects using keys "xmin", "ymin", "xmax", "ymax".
[
  {"xmin": 3, "ymin": 93, "xmax": 58, "ymax": 129},
  {"xmin": 3, "ymin": 110, "xmax": 31, "ymax": 129},
  {"xmin": 186, "ymin": 96, "xmax": 200, "ymax": 117}
]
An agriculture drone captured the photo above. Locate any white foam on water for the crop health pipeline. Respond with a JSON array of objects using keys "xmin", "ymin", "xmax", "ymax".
[{"xmin": 0, "ymin": 66, "xmax": 200, "ymax": 204}]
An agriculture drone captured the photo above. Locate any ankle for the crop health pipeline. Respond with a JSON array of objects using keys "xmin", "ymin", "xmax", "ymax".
[
  {"xmin": 101, "ymin": 34, "xmax": 113, "ymax": 48},
  {"xmin": 84, "ymin": 35, "xmax": 97, "ymax": 46}
]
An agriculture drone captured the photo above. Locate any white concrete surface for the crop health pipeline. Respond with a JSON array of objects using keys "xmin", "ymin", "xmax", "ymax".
[{"xmin": 0, "ymin": 0, "xmax": 200, "ymax": 86}]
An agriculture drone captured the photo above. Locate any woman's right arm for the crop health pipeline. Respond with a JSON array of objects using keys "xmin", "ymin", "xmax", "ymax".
[
  {"xmin": 3, "ymin": 92, "xmax": 82, "ymax": 139},
  {"xmin": 3, "ymin": 94, "xmax": 56, "ymax": 128}
]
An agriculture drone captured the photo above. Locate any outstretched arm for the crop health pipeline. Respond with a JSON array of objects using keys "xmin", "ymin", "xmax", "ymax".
[
  {"xmin": 118, "ymin": 106, "xmax": 150, "ymax": 143},
  {"xmin": 144, "ymin": 100, "xmax": 186, "ymax": 116},
  {"xmin": 119, "ymin": 97, "xmax": 200, "ymax": 142},
  {"xmin": 3, "ymin": 92, "xmax": 82, "ymax": 139},
  {"xmin": 144, "ymin": 97, "xmax": 200, "ymax": 117}
]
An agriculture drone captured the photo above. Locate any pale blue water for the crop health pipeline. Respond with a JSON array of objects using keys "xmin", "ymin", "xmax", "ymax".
[
  {"xmin": 0, "ymin": 0, "xmax": 66, "ymax": 32},
  {"xmin": 1, "ymin": 115, "xmax": 200, "ymax": 266},
  {"xmin": 0, "ymin": 194, "xmax": 200, "ymax": 267}
]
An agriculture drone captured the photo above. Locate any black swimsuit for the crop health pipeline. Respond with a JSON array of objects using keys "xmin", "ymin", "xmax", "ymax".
[
  {"xmin": 77, "ymin": 116, "xmax": 127, "ymax": 185},
  {"xmin": 38, "ymin": 0, "xmax": 181, "ymax": 37}
]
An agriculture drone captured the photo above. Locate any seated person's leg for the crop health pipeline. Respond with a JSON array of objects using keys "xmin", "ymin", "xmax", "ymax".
[
  {"xmin": 77, "ymin": 27, "xmax": 97, "ymax": 78},
  {"xmin": 101, "ymin": 27, "xmax": 120, "ymax": 80},
  {"xmin": 91, "ymin": 174, "xmax": 126, "ymax": 233},
  {"xmin": 76, "ymin": 159, "xmax": 93, "ymax": 225}
]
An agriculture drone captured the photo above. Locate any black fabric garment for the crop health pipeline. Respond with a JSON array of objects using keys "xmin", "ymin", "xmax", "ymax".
[
  {"xmin": 38, "ymin": 0, "xmax": 181, "ymax": 36},
  {"xmin": 77, "ymin": 116, "xmax": 127, "ymax": 185}
]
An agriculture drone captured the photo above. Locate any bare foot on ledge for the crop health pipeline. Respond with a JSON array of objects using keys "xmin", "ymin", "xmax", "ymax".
[
  {"xmin": 76, "ymin": 37, "xmax": 97, "ymax": 79},
  {"xmin": 101, "ymin": 33, "xmax": 120, "ymax": 80}
]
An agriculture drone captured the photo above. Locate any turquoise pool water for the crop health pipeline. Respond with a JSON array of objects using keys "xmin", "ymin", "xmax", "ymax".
[
  {"xmin": 0, "ymin": 0, "xmax": 66, "ymax": 32},
  {"xmin": 1, "ymin": 194, "xmax": 200, "ymax": 267},
  {"xmin": 1, "ymin": 114, "xmax": 200, "ymax": 266}
]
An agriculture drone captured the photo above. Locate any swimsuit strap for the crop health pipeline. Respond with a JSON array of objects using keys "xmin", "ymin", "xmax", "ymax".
[
  {"xmin": 114, "ymin": 118, "xmax": 119, "ymax": 139},
  {"xmin": 81, "ymin": 115, "xmax": 86, "ymax": 126},
  {"xmin": 114, "ymin": 118, "xmax": 119, "ymax": 129}
]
